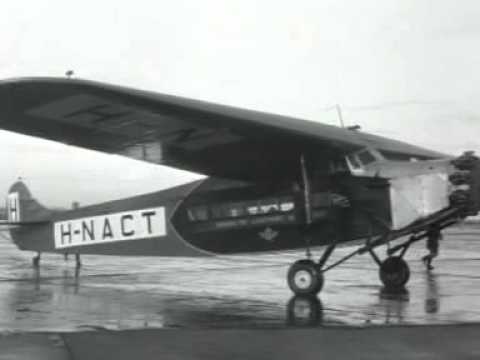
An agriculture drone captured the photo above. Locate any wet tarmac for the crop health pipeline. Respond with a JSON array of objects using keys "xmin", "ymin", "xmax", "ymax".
[{"xmin": 0, "ymin": 225, "xmax": 479, "ymax": 332}]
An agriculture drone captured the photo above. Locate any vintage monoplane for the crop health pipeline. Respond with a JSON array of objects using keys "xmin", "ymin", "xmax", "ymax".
[{"xmin": 1, "ymin": 77, "xmax": 479, "ymax": 296}]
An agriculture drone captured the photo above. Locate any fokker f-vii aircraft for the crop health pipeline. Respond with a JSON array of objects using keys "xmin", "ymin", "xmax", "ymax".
[{"xmin": 1, "ymin": 77, "xmax": 479, "ymax": 296}]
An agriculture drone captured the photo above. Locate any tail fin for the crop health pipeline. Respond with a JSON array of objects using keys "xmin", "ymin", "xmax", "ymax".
[{"xmin": 7, "ymin": 180, "xmax": 52, "ymax": 223}]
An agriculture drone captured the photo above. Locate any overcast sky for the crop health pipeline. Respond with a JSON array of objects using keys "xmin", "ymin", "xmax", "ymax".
[{"xmin": 1, "ymin": 0, "xmax": 480, "ymax": 206}]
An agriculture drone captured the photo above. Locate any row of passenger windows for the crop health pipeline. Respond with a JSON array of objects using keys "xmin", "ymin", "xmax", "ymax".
[
  {"xmin": 186, "ymin": 193, "xmax": 341, "ymax": 222},
  {"xmin": 187, "ymin": 197, "xmax": 295, "ymax": 222}
]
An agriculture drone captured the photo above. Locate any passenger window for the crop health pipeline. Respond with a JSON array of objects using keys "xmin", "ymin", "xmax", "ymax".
[
  {"xmin": 258, "ymin": 199, "xmax": 279, "ymax": 213},
  {"xmin": 246, "ymin": 204, "xmax": 259, "ymax": 215},
  {"xmin": 280, "ymin": 201, "xmax": 294, "ymax": 212},
  {"xmin": 211, "ymin": 204, "xmax": 228, "ymax": 219},
  {"xmin": 228, "ymin": 203, "xmax": 245, "ymax": 217},
  {"xmin": 197, "ymin": 196, "xmax": 294, "ymax": 221},
  {"xmin": 187, "ymin": 206, "xmax": 209, "ymax": 221},
  {"xmin": 278, "ymin": 196, "xmax": 294, "ymax": 212}
]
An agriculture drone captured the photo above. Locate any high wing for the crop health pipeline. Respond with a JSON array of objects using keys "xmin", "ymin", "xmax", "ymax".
[{"xmin": 0, "ymin": 77, "xmax": 445, "ymax": 181}]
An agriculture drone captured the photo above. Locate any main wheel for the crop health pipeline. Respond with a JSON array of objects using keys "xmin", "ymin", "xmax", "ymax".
[
  {"xmin": 287, "ymin": 259, "xmax": 324, "ymax": 295},
  {"xmin": 379, "ymin": 257, "xmax": 410, "ymax": 290}
]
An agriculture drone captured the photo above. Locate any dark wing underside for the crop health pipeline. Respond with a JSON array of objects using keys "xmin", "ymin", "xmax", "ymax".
[{"xmin": 0, "ymin": 77, "xmax": 445, "ymax": 181}]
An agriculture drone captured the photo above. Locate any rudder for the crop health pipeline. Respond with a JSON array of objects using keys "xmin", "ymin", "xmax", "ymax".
[{"xmin": 7, "ymin": 180, "xmax": 52, "ymax": 223}]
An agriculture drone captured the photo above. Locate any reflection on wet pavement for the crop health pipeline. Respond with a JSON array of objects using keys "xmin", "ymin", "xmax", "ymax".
[{"xmin": 0, "ymin": 226, "xmax": 479, "ymax": 331}]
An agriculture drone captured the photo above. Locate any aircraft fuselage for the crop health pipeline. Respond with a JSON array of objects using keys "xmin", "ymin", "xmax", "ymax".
[{"xmin": 9, "ymin": 174, "xmax": 392, "ymax": 257}]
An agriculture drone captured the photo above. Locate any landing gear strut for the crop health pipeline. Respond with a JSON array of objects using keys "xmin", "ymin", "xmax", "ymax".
[{"xmin": 288, "ymin": 154, "xmax": 331, "ymax": 296}]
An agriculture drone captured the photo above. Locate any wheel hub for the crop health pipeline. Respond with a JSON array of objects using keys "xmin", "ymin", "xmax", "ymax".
[{"xmin": 294, "ymin": 270, "xmax": 313, "ymax": 290}]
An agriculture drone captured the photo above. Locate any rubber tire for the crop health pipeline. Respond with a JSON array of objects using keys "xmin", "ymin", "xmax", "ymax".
[
  {"xmin": 287, "ymin": 259, "xmax": 324, "ymax": 295},
  {"xmin": 379, "ymin": 257, "xmax": 410, "ymax": 290}
]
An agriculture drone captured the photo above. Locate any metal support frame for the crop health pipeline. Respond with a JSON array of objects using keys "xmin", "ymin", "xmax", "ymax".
[
  {"xmin": 366, "ymin": 212, "xmax": 387, "ymax": 265},
  {"xmin": 399, "ymin": 241, "xmax": 411, "ymax": 258},
  {"xmin": 368, "ymin": 248, "xmax": 382, "ymax": 266},
  {"xmin": 387, "ymin": 217, "xmax": 459, "ymax": 257},
  {"xmin": 299, "ymin": 154, "xmax": 340, "ymax": 268},
  {"xmin": 322, "ymin": 228, "xmax": 390, "ymax": 273},
  {"xmin": 322, "ymin": 248, "xmax": 359, "ymax": 273},
  {"xmin": 295, "ymin": 154, "xmax": 464, "ymax": 275},
  {"xmin": 300, "ymin": 154, "xmax": 313, "ymax": 258},
  {"xmin": 323, "ymin": 207, "xmax": 463, "ymax": 273},
  {"xmin": 323, "ymin": 225, "xmax": 385, "ymax": 273},
  {"xmin": 387, "ymin": 235, "xmax": 420, "ymax": 257},
  {"xmin": 300, "ymin": 154, "xmax": 312, "ymax": 226},
  {"xmin": 318, "ymin": 244, "xmax": 336, "ymax": 269}
]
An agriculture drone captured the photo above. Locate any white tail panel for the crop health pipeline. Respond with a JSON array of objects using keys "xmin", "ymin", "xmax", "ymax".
[{"xmin": 7, "ymin": 192, "xmax": 20, "ymax": 222}]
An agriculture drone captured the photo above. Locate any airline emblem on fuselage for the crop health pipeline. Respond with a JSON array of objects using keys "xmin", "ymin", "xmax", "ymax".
[
  {"xmin": 258, "ymin": 227, "xmax": 279, "ymax": 242},
  {"xmin": 54, "ymin": 207, "xmax": 166, "ymax": 249}
]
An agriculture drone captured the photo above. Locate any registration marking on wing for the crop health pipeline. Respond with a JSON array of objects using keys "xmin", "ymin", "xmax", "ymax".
[
  {"xmin": 54, "ymin": 207, "xmax": 166, "ymax": 249},
  {"xmin": 27, "ymin": 94, "xmax": 242, "ymax": 151}
]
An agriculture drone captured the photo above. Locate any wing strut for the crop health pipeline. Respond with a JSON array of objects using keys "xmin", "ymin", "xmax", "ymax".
[
  {"xmin": 300, "ymin": 154, "xmax": 313, "ymax": 258},
  {"xmin": 300, "ymin": 154, "xmax": 312, "ymax": 226}
]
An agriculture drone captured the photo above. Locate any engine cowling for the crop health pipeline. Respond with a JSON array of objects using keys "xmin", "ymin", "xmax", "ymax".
[{"xmin": 449, "ymin": 151, "xmax": 480, "ymax": 216}]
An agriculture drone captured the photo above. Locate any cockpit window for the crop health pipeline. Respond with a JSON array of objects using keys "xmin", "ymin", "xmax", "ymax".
[
  {"xmin": 347, "ymin": 154, "xmax": 362, "ymax": 169},
  {"xmin": 357, "ymin": 150, "xmax": 376, "ymax": 165}
]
